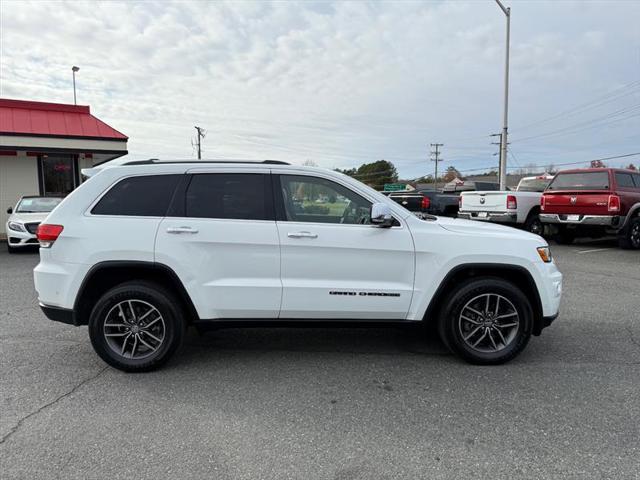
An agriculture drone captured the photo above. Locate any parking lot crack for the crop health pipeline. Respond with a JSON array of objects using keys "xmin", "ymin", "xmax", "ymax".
[
  {"xmin": 626, "ymin": 325, "xmax": 640, "ymax": 351},
  {"xmin": 0, "ymin": 366, "xmax": 109, "ymax": 446}
]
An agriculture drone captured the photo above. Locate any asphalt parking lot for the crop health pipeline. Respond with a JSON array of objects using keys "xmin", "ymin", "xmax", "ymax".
[{"xmin": 1, "ymin": 241, "xmax": 639, "ymax": 480}]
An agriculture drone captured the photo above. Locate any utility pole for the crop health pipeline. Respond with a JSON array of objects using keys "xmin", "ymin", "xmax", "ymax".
[
  {"xmin": 194, "ymin": 126, "xmax": 206, "ymax": 159},
  {"xmin": 430, "ymin": 143, "xmax": 444, "ymax": 191},
  {"xmin": 72, "ymin": 66, "xmax": 79, "ymax": 105},
  {"xmin": 495, "ymin": 0, "xmax": 511, "ymax": 190}
]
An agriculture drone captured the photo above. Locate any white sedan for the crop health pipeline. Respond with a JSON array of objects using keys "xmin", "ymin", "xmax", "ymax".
[{"xmin": 5, "ymin": 196, "xmax": 62, "ymax": 252}]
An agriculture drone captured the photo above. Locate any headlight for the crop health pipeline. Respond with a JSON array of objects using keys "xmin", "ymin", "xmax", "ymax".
[
  {"xmin": 537, "ymin": 246, "xmax": 552, "ymax": 263},
  {"xmin": 8, "ymin": 221, "xmax": 26, "ymax": 232}
]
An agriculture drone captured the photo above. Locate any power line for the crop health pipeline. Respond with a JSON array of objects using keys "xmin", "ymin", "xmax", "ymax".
[
  {"xmin": 511, "ymin": 103, "xmax": 640, "ymax": 143},
  {"xmin": 511, "ymin": 79, "xmax": 640, "ymax": 133}
]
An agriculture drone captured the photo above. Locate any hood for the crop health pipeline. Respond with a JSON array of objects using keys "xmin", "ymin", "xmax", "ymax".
[
  {"xmin": 8, "ymin": 212, "xmax": 50, "ymax": 224},
  {"xmin": 434, "ymin": 215, "xmax": 542, "ymax": 241}
]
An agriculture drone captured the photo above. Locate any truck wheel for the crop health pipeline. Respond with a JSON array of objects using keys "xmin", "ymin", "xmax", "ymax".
[
  {"xmin": 437, "ymin": 277, "xmax": 533, "ymax": 365},
  {"xmin": 619, "ymin": 217, "xmax": 640, "ymax": 250},
  {"xmin": 88, "ymin": 281, "xmax": 186, "ymax": 372},
  {"xmin": 555, "ymin": 227, "xmax": 575, "ymax": 245},
  {"xmin": 524, "ymin": 213, "xmax": 544, "ymax": 236}
]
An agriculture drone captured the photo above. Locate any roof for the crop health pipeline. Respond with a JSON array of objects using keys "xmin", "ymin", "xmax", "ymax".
[
  {"xmin": 0, "ymin": 98, "xmax": 128, "ymax": 140},
  {"xmin": 555, "ymin": 167, "xmax": 635, "ymax": 174}
]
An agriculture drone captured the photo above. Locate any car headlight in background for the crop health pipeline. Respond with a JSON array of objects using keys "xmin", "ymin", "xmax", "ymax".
[
  {"xmin": 537, "ymin": 246, "xmax": 552, "ymax": 263},
  {"xmin": 8, "ymin": 221, "xmax": 26, "ymax": 232}
]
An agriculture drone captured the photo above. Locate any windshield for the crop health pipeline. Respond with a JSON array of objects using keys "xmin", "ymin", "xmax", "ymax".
[
  {"xmin": 547, "ymin": 172, "xmax": 609, "ymax": 191},
  {"xmin": 15, "ymin": 197, "xmax": 62, "ymax": 213},
  {"xmin": 517, "ymin": 178, "xmax": 551, "ymax": 192}
]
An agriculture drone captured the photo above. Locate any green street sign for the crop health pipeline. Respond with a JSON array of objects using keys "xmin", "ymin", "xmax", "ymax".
[{"xmin": 384, "ymin": 183, "xmax": 406, "ymax": 191}]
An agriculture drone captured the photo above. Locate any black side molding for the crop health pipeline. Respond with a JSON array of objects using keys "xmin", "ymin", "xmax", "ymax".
[
  {"xmin": 40, "ymin": 304, "xmax": 76, "ymax": 325},
  {"xmin": 541, "ymin": 312, "xmax": 559, "ymax": 330}
]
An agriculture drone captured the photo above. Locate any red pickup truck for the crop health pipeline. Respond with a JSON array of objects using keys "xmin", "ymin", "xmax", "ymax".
[{"xmin": 540, "ymin": 168, "xmax": 640, "ymax": 249}]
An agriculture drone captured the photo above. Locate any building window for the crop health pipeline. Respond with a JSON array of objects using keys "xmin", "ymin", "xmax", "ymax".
[{"xmin": 39, "ymin": 155, "xmax": 79, "ymax": 196}]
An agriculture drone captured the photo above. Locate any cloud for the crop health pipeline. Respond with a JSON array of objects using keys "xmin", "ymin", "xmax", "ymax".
[{"xmin": 1, "ymin": 0, "xmax": 639, "ymax": 178}]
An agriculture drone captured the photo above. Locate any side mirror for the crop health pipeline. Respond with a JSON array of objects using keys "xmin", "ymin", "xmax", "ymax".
[
  {"xmin": 370, "ymin": 202, "xmax": 394, "ymax": 228},
  {"xmin": 6, "ymin": 207, "xmax": 12, "ymax": 214}
]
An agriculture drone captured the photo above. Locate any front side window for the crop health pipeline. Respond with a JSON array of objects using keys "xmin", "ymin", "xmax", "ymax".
[
  {"xmin": 279, "ymin": 175, "xmax": 372, "ymax": 224},
  {"xmin": 185, "ymin": 173, "xmax": 272, "ymax": 220},
  {"xmin": 92, "ymin": 175, "xmax": 181, "ymax": 216}
]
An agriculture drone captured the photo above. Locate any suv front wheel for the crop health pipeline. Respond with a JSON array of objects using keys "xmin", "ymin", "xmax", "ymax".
[
  {"xmin": 438, "ymin": 277, "xmax": 533, "ymax": 365},
  {"xmin": 89, "ymin": 281, "xmax": 186, "ymax": 372}
]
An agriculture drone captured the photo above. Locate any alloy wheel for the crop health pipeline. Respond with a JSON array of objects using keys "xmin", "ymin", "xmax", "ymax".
[
  {"xmin": 103, "ymin": 299, "xmax": 166, "ymax": 360},
  {"xmin": 458, "ymin": 293, "xmax": 520, "ymax": 353},
  {"xmin": 631, "ymin": 222, "xmax": 640, "ymax": 248}
]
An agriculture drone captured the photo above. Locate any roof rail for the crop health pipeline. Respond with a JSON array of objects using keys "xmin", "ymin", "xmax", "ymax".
[{"xmin": 122, "ymin": 159, "xmax": 290, "ymax": 166}]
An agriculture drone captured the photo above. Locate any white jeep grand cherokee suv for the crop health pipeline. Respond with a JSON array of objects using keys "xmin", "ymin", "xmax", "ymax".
[{"xmin": 34, "ymin": 160, "xmax": 562, "ymax": 372}]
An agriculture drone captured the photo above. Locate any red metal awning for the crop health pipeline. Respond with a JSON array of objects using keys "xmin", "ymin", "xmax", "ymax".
[{"xmin": 0, "ymin": 98, "xmax": 128, "ymax": 140}]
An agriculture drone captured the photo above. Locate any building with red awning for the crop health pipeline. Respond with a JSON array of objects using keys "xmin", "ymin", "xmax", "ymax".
[{"xmin": 0, "ymin": 98, "xmax": 128, "ymax": 227}]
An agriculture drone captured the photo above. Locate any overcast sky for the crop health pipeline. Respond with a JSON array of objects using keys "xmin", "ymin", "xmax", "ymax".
[{"xmin": 1, "ymin": 0, "xmax": 639, "ymax": 178}]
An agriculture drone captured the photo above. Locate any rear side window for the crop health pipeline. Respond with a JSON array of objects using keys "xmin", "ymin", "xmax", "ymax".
[
  {"xmin": 615, "ymin": 172, "xmax": 635, "ymax": 188},
  {"xmin": 92, "ymin": 175, "xmax": 181, "ymax": 216},
  {"xmin": 634, "ymin": 174, "xmax": 640, "ymax": 187},
  {"xmin": 185, "ymin": 173, "xmax": 272, "ymax": 220},
  {"xmin": 547, "ymin": 172, "xmax": 609, "ymax": 191}
]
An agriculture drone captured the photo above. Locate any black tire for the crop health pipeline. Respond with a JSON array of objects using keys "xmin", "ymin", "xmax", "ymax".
[
  {"xmin": 524, "ymin": 212, "xmax": 544, "ymax": 236},
  {"xmin": 88, "ymin": 281, "xmax": 186, "ymax": 372},
  {"xmin": 437, "ymin": 277, "xmax": 533, "ymax": 365},
  {"xmin": 619, "ymin": 216, "xmax": 640, "ymax": 250},
  {"xmin": 6, "ymin": 242, "xmax": 16, "ymax": 253},
  {"xmin": 555, "ymin": 227, "xmax": 576, "ymax": 245}
]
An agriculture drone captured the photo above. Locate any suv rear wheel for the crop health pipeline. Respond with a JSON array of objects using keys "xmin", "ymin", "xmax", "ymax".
[
  {"xmin": 437, "ymin": 277, "xmax": 533, "ymax": 365},
  {"xmin": 619, "ymin": 216, "xmax": 640, "ymax": 250},
  {"xmin": 88, "ymin": 281, "xmax": 186, "ymax": 372}
]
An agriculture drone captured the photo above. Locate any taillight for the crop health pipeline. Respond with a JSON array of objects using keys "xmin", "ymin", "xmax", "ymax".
[
  {"xmin": 507, "ymin": 195, "xmax": 517, "ymax": 210},
  {"xmin": 541, "ymin": 195, "xmax": 546, "ymax": 211},
  {"xmin": 608, "ymin": 195, "xmax": 620, "ymax": 213},
  {"xmin": 421, "ymin": 196, "xmax": 430, "ymax": 211},
  {"xmin": 36, "ymin": 224, "xmax": 64, "ymax": 248},
  {"xmin": 458, "ymin": 196, "xmax": 462, "ymax": 209}
]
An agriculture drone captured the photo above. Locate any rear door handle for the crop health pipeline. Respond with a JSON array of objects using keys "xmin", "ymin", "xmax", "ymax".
[
  {"xmin": 166, "ymin": 226, "xmax": 199, "ymax": 234},
  {"xmin": 288, "ymin": 231, "xmax": 318, "ymax": 239}
]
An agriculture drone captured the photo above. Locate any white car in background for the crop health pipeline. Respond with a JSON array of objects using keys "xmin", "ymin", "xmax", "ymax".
[
  {"xmin": 457, "ymin": 176, "xmax": 554, "ymax": 235},
  {"xmin": 5, "ymin": 196, "xmax": 62, "ymax": 252}
]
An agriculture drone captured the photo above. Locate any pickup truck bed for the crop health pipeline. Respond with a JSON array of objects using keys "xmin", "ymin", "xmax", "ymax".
[{"xmin": 458, "ymin": 176, "xmax": 552, "ymax": 235}]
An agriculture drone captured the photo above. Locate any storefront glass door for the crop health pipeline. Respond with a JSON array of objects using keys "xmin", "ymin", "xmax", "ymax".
[{"xmin": 39, "ymin": 155, "xmax": 78, "ymax": 196}]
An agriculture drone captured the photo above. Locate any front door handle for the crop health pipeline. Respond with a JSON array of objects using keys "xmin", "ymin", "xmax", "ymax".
[
  {"xmin": 167, "ymin": 226, "xmax": 199, "ymax": 234},
  {"xmin": 288, "ymin": 231, "xmax": 318, "ymax": 239}
]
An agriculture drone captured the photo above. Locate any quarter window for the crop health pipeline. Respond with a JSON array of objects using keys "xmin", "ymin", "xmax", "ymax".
[
  {"xmin": 92, "ymin": 175, "xmax": 181, "ymax": 216},
  {"xmin": 615, "ymin": 172, "xmax": 635, "ymax": 188},
  {"xmin": 278, "ymin": 175, "xmax": 372, "ymax": 224},
  {"xmin": 185, "ymin": 173, "xmax": 272, "ymax": 220}
]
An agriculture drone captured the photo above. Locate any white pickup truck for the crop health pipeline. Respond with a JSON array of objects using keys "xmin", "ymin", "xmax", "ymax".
[{"xmin": 458, "ymin": 176, "xmax": 554, "ymax": 235}]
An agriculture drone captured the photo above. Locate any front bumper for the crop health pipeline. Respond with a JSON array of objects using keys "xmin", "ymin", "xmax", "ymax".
[
  {"xmin": 458, "ymin": 211, "xmax": 517, "ymax": 224},
  {"xmin": 5, "ymin": 226, "xmax": 39, "ymax": 247},
  {"xmin": 539, "ymin": 213, "xmax": 624, "ymax": 227}
]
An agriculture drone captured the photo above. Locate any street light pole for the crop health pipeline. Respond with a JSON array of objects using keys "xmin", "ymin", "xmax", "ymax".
[
  {"xmin": 72, "ymin": 66, "xmax": 80, "ymax": 105},
  {"xmin": 495, "ymin": 0, "xmax": 510, "ymax": 190}
]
